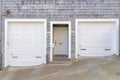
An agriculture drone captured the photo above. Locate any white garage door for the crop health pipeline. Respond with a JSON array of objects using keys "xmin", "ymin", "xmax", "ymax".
[
  {"xmin": 78, "ymin": 22, "xmax": 116, "ymax": 56},
  {"xmin": 7, "ymin": 22, "xmax": 46, "ymax": 66}
]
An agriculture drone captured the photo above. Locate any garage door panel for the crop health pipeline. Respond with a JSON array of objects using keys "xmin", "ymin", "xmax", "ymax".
[
  {"xmin": 9, "ymin": 60, "xmax": 45, "ymax": 66},
  {"xmin": 10, "ymin": 46, "xmax": 45, "ymax": 53},
  {"xmin": 10, "ymin": 40, "xmax": 44, "ymax": 44},
  {"xmin": 79, "ymin": 40, "xmax": 112, "ymax": 43},
  {"xmin": 9, "ymin": 35, "xmax": 44, "ymax": 39},
  {"xmin": 11, "ymin": 43, "xmax": 44, "ymax": 47},
  {"xmin": 79, "ymin": 38, "xmax": 112, "ymax": 42},
  {"xmin": 78, "ymin": 35, "xmax": 112, "ymax": 40},
  {"xmin": 9, "ymin": 47, "xmax": 45, "ymax": 53},
  {"xmin": 79, "ymin": 42, "xmax": 112, "ymax": 48},
  {"xmin": 9, "ymin": 55, "xmax": 46, "ymax": 59},
  {"xmin": 10, "ymin": 40, "xmax": 44, "ymax": 43},
  {"xmin": 10, "ymin": 50, "xmax": 44, "ymax": 54},
  {"xmin": 79, "ymin": 39, "xmax": 112, "ymax": 42},
  {"xmin": 80, "ymin": 48, "xmax": 112, "ymax": 53},
  {"xmin": 10, "ymin": 34, "xmax": 44, "ymax": 36},
  {"xmin": 92, "ymin": 33, "xmax": 112, "ymax": 37}
]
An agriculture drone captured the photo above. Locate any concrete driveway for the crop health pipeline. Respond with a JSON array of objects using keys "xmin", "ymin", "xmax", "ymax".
[{"xmin": 0, "ymin": 55, "xmax": 120, "ymax": 80}]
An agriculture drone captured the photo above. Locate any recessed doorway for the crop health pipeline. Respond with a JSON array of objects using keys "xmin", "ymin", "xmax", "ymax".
[{"xmin": 50, "ymin": 21, "xmax": 71, "ymax": 62}]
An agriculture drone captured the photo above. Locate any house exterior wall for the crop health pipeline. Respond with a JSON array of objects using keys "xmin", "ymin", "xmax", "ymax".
[
  {"xmin": 0, "ymin": 1, "xmax": 3, "ymax": 68},
  {"xmin": 0, "ymin": 0, "xmax": 120, "ymax": 68}
]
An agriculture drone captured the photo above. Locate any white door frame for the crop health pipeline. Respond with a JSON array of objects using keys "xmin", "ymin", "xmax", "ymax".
[
  {"xmin": 4, "ymin": 19, "xmax": 47, "ymax": 67},
  {"xmin": 50, "ymin": 21, "xmax": 71, "ymax": 62},
  {"xmin": 75, "ymin": 19, "xmax": 119, "ymax": 59}
]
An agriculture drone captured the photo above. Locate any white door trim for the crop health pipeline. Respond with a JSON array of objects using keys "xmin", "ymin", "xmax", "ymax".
[
  {"xmin": 4, "ymin": 19, "xmax": 47, "ymax": 67},
  {"xmin": 50, "ymin": 21, "xmax": 71, "ymax": 62},
  {"xmin": 75, "ymin": 19, "xmax": 119, "ymax": 59}
]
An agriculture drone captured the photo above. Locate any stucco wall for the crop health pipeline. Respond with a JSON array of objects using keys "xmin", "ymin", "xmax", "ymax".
[{"xmin": 0, "ymin": 0, "xmax": 120, "ymax": 68}]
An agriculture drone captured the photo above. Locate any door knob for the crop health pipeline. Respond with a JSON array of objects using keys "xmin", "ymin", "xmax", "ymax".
[{"xmin": 54, "ymin": 40, "xmax": 57, "ymax": 46}]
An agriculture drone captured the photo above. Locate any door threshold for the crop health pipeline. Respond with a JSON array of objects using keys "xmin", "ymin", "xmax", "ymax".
[{"xmin": 53, "ymin": 55, "xmax": 70, "ymax": 61}]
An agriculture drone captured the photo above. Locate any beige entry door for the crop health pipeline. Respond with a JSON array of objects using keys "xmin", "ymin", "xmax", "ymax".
[{"xmin": 53, "ymin": 26, "xmax": 68, "ymax": 55}]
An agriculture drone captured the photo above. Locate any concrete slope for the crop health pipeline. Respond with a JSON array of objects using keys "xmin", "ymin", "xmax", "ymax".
[{"xmin": 0, "ymin": 55, "xmax": 120, "ymax": 80}]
